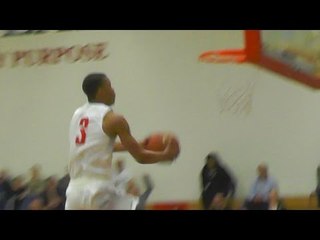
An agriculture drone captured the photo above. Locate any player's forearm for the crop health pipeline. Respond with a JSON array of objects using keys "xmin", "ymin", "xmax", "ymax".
[
  {"xmin": 114, "ymin": 141, "xmax": 146, "ymax": 152},
  {"xmin": 133, "ymin": 149, "xmax": 172, "ymax": 164}
]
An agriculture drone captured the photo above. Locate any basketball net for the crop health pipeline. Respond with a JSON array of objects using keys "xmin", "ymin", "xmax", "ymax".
[
  {"xmin": 199, "ymin": 49, "xmax": 255, "ymax": 116},
  {"xmin": 218, "ymin": 74, "xmax": 256, "ymax": 115}
]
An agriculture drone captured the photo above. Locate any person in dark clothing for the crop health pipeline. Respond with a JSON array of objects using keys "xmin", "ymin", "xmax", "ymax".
[
  {"xmin": 314, "ymin": 165, "xmax": 320, "ymax": 208},
  {"xmin": 4, "ymin": 175, "xmax": 45, "ymax": 210},
  {"xmin": 268, "ymin": 189, "xmax": 286, "ymax": 210},
  {"xmin": 136, "ymin": 174, "xmax": 154, "ymax": 210},
  {"xmin": 200, "ymin": 152, "xmax": 236, "ymax": 210},
  {"xmin": 310, "ymin": 165, "xmax": 320, "ymax": 208},
  {"xmin": 210, "ymin": 192, "xmax": 233, "ymax": 210},
  {"xmin": 0, "ymin": 170, "xmax": 12, "ymax": 209},
  {"xmin": 40, "ymin": 176, "xmax": 64, "ymax": 210},
  {"xmin": 57, "ymin": 172, "xmax": 70, "ymax": 209},
  {"xmin": 316, "ymin": 185, "xmax": 320, "ymax": 208}
]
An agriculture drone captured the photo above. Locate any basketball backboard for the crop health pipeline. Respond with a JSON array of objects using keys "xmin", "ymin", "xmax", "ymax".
[{"xmin": 245, "ymin": 30, "xmax": 320, "ymax": 89}]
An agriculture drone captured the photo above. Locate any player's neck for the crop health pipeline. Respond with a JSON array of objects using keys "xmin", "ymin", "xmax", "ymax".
[{"xmin": 88, "ymin": 100, "xmax": 104, "ymax": 105}]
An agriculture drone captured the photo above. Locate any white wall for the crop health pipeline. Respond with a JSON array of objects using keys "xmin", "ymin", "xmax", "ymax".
[{"xmin": 0, "ymin": 30, "xmax": 319, "ymax": 202}]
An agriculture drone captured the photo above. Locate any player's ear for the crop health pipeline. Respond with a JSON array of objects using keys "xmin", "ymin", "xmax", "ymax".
[{"xmin": 96, "ymin": 86, "xmax": 103, "ymax": 97}]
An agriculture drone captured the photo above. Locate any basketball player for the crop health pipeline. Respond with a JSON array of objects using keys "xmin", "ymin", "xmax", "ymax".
[{"xmin": 65, "ymin": 73, "xmax": 179, "ymax": 210}]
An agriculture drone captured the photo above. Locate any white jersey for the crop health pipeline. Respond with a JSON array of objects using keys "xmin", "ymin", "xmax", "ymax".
[{"xmin": 69, "ymin": 102, "xmax": 115, "ymax": 180}]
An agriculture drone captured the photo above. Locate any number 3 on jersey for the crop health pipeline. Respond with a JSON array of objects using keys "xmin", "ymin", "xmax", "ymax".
[{"xmin": 75, "ymin": 117, "xmax": 89, "ymax": 145}]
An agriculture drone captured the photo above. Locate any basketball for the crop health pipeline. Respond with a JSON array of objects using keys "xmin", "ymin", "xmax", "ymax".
[
  {"xmin": 144, "ymin": 133, "xmax": 180, "ymax": 157},
  {"xmin": 144, "ymin": 134, "xmax": 166, "ymax": 151}
]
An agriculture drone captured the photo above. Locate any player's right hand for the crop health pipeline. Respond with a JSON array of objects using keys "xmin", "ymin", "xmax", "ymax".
[{"xmin": 163, "ymin": 134, "xmax": 180, "ymax": 161}]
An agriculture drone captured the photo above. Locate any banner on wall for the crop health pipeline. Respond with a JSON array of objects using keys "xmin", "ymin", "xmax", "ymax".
[
  {"xmin": 0, "ymin": 30, "xmax": 109, "ymax": 68},
  {"xmin": 0, "ymin": 30, "xmax": 70, "ymax": 37},
  {"xmin": 0, "ymin": 42, "xmax": 109, "ymax": 68}
]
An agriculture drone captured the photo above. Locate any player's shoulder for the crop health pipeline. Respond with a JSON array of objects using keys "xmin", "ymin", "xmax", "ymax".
[
  {"xmin": 72, "ymin": 104, "xmax": 86, "ymax": 117},
  {"xmin": 103, "ymin": 111, "xmax": 128, "ymax": 131},
  {"xmin": 74, "ymin": 103, "xmax": 86, "ymax": 111},
  {"xmin": 105, "ymin": 111, "xmax": 125, "ymax": 122}
]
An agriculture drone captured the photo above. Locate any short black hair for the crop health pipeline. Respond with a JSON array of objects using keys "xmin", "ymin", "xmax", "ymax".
[
  {"xmin": 82, "ymin": 73, "xmax": 107, "ymax": 101},
  {"xmin": 206, "ymin": 152, "xmax": 218, "ymax": 161},
  {"xmin": 206, "ymin": 152, "xmax": 221, "ymax": 165}
]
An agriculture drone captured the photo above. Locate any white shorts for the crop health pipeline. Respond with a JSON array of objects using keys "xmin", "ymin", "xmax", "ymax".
[{"xmin": 65, "ymin": 177, "xmax": 138, "ymax": 210}]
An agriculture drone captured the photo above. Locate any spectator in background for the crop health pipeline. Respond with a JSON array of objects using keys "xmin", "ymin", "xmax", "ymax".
[
  {"xmin": 210, "ymin": 192, "xmax": 232, "ymax": 210},
  {"xmin": 310, "ymin": 165, "xmax": 320, "ymax": 208},
  {"xmin": 136, "ymin": 174, "xmax": 154, "ymax": 210},
  {"xmin": 4, "ymin": 175, "xmax": 25, "ymax": 209},
  {"xmin": 243, "ymin": 164, "xmax": 278, "ymax": 210},
  {"xmin": 113, "ymin": 158, "xmax": 140, "ymax": 209},
  {"xmin": 57, "ymin": 168, "xmax": 70, "ymax": 209},
  {"xmin": 40, "ymin": 176, "xmax": 64, "ymax": 210},
  {"xmin": 28, "ymin": 164, "xmax": 45, "ymax": 195},
  {"xmin": 316, "ymin": 166, "xmax": 320, "ymax": 207},
  {"xmin": 200, "ymin": 152, "xmax": 236, "ymax": 210},
  {"xmin": 268, "ymin": 189, "xmax": 286, "ymax": 210},
  {"xmin": 4, "ymin": 174, "xmax": 45, "ymax": 210},
  {"xmin": 113, "ymin": 159, "xmax": 135, "ymax": 196},
  {"xmin": 113, "ymin": 159, "xmax": 155, "ymax": 210},
  {"xmin": 0, "ymin": 169, "xmax": 11, "ymax": 209}
]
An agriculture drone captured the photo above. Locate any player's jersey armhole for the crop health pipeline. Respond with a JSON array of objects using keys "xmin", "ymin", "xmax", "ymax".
[{"xmin": 101, "ymin": 108, "xmax": 113, "ymax": 137}]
